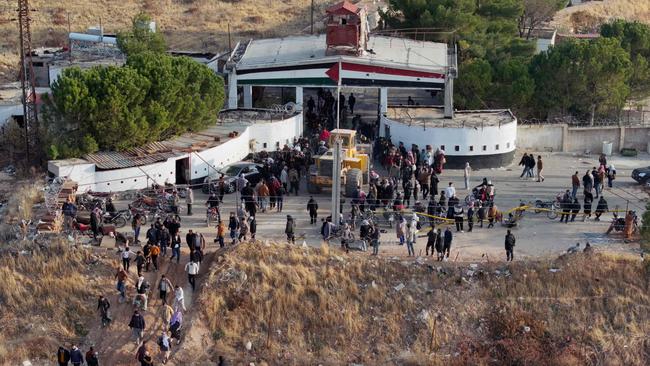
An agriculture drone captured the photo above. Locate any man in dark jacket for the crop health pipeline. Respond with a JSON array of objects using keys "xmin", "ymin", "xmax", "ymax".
[
  {"xmin": 186, "ymin": 229, "xmax": 198, "ymax": 252},
  {"xmin": 307, "ymin": 197, "xmax": 318, "ymax": 224},
  {"xmin": 57, "ymin": 346, "xmax": 70, "ymax": 366},
  {"xmin": 430, "ymin": 172, "xmax": 439, "ymax": 199},
  {"xmin": 570, "ymin": 198, "xmax": 581, "ymax": 222},
  {"xmin": 285, "ymin": 215, "xmax": 296, "ymax": 244},
  {"xmin": 443, "ymin": 227, "xmax": 453, "ymax": 259},
  {"xmin": 129, "ymin": 310, "xmax": 146, "ymax": 344},
  {"xmin": 426, "ymin": 228, "xmax": 437, "ymax": 256},
  {"xmin": 97, "ymin": 295, "xmax": 111, "ymax": 327},
  {"xmin": 505, "ymin": 230, "xmax": 515, "ymax": 261},
  {"xmin": 85, "ymin": 347, "xmax": 99, "ymax": 366},
  {"xmin": 595, "ymin": 196, "xmax": 608, "ymax": 221},
  {"xmin": 135, "ymin": 251, "xmax": 146, "ymax": 277},
  {"xmin": 69, "ymin": 345, "xmax": 84, "ymax": 366}
]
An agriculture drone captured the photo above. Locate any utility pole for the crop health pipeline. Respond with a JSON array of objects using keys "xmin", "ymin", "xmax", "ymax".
[
  {"xmin": 17, "ymin": 0, "xmax": 37, "ymax": 163},
  {"xmin": 331, "ymin": 61, "xmax": 342, "ymax": 226},
  {"xmin": 310, "ymin": 0, "xmax": 314, "ymax": 35},
  {"xmin": 228, "ymin": 23, "xmax": 232, "ymax": 54}
]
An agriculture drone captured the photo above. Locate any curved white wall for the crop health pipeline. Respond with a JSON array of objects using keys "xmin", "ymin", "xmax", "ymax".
[
  {"xmin": 50, "ymin": 113, "xmax": 303, "ymax": 192},
  {"xmin": 380, "ymin": 115, "xmax": 517, "ymax": 156}
]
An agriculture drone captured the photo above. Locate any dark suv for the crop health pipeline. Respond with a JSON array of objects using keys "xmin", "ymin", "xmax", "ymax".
[{"xmin": 631, "ymin": 166, "xmax": 650, "ymax": 185}]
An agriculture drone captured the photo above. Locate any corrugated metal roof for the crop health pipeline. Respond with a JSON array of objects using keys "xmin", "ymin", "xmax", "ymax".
[{"xmin": 81, "ymin": 109, "xmax": 297, "ymax": 170}]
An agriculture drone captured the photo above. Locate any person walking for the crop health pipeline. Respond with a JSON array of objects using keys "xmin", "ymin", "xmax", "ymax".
[
  {"xmin": 396, "ymin": 215, "xmax": 406, "ymax": 245},
  {"xmin": 477, "ymin": 202, "xmax": 486, "ymax": 228},
  {"xmin": 583, "ymin": 191, "xmax": 593, "ymax": 221},
  {"xmin": 487, "ymin": 203, "xmax": 498, "ymax": 228},
  {"xmin": 150, "ymin": 244, "xmax": 160, "ymax": 271},
  {"xmin": 186, "ymin": 188, "xmax": 194, "ymax": 216},
  {"xmin": 216, "ymin": 220, "xmax": 226, "ymax": 248},
  {"xmin": 114, "ymin": 267, "xmax": 128, "ymax": 303},
  {"xmin": 158, "ymin": 330, "xmax": 172, "ymax": 364},
  {"xmin": 504, "ymin": 230, "xmax": 515, "ymax": 261},
  {"xmin": 173, "ymin": 285, "xmax": 186, "ymax": 311},
  {"xmin": 435, "ymin": 228, "xmax": 444, "ymax": 261},
  {"xmin": 607, "ymin": 164, "xmax": 616, "ymax": 188},
  {"xmin": 285, "ymin": 215, "xmax": 296, "ymax": 244},
  {"xmin": 348, "ymin": 92, "xmax": 356, "ymax": 114},
  {"xmin": 443, "ymin": 227, "xmax": 453, "ymax": 259},
  {"xmin": 170, "ymin": 233, "xmax": 181, "ymax": 264},
  {"xmin": 405, "ymin": 221, "xmax": 416, "ymax": 256},
  {"xmin": 132, "ymin": 213, "xmax": 144, "ymax": 244},
  {"xmin": 560, "ymin": 195, "xmax": 571, "ymax": 223},
  {"xmin": 161, "ymin": 302, "xmax": 174, "ymax": 330},
  {"xmin": 519, "ymin": 153, "xmax": 530, "ymax": 179},
  {"xmin": 583, "ymin": 170, "xmax": 593, "ymax": 195},
  {"xmin": 135, "ymin": 341, "xmax": 149, "ymax": 365},
  {"xmin": 69, "ymin": 345, "xmax": 84, "ymax": 366},
  {"xmin": 571, "ymin": 171, "xmax": 580, "ymax": 199},
  {"xmin": 467, "ymin": 203, "xmax": 475, "ymax": 232},
  {"xmin": 185, "ymin": 260, "xmax": 200, "ymax": 291},
  {"xmin": 307, "ymin": 196, "xmax": 318, "ymax": 224},
  {"xmin": 426, "ymin": 228, "xmax": 437, "ymax": 256},
  {"xmin": 445, "ymin": 182, "xmax": 456, "ymax": 201},
  {"xmin": 288, "ymin": 167, "xmax": 300, "ymax": 196},
  {"xmin": 595, "ymin": 196, "xmax": 608, "ymax": 221},
  {"xmin": 120, "ymin": 244, "xmax": 135, "ymax": 272},
  {"xmin": 570, "ymin": 198, "xmax": 581, "ymax": 222},
  {"xmin": 370, "ymin": 223, "xmax": 380, "ymax": 255},
  {"xmin": 97, "ymin": 295, "xmax": 111, "ymax": 327},
  {"xmin": 57, "ymin": 346, "xmax": 70, "ymax": 366},
  {"xmin": 135, "ymin": 251, "xmax": 146, "ymax": 277},
  {"xmin": 454, "ymin": 204, "xmax": 464, "ymax": 232},
  {"xmin": 85, "ymin": 347, "xmax": 99, "ymax": 366},
  {"xmin": 158, "ymin": 275, "xmax": 173, "ymax": 304},
  {"xmin": 536, "ymin": 156, "xmax": 545, "ymax": 182},
  {"xmin": 463, "ymin": 162, "xmax": 471, "ymax": 190},
  {"xmin": 128, "ymin": 310, "xmax": 146, "ymax": 345}
]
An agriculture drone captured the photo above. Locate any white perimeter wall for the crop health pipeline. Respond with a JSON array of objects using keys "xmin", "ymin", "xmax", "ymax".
[
  {"xmin": 49, "ymin": 114, "xmax": 302, "ymax": 192},
  {"xmin": 380, "ymin": 115, "xmax": 517, "ymax": 156}
]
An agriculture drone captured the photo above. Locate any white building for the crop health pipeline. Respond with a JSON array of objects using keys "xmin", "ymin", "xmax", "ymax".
[
  {"xmin": 381, "ymin": 107, "xmax": 517, "ymax": 168},
  {"xmin": 48, "ymin": 109, "xmax": 303, "ymax": 192}
]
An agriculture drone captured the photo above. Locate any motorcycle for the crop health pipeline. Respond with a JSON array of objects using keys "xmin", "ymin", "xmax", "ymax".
[
  {"xmin": 102, "ymin": 210, "xmax": 128, "ymax": 228},
  {"xmin": 606, "ymin": 212, "xmax": 639, "ymax": 235},
  {"xmin": 534, "ymin": 194, "xmax": 562, "ymax": 219}
]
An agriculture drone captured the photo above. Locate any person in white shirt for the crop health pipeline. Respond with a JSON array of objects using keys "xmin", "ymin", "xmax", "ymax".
[
  {"xmin": 464, "ymin": 162, "xmax": 472, "ymax": 190},
  {"xmin": 184, "ymin": 260, "xmax": 200, "ymax": 291},
  {"xmin": 173, "ymin": 285, "xmax": 186, "ymax": 311},
  {"xmin": 445, "ymin": 182, "xmax": 456, "ymax": 199}
]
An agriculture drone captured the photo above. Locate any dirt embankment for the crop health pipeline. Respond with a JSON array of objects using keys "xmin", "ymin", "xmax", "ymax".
[{"xmin": 180, "ymin": 243, "xmax": 650, "ymax": 365}]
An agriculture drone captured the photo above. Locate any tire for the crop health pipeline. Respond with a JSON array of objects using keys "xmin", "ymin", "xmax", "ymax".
[
  {"xmin": 113, "ymin": 216, "xmax": 127, "ymax": 228},
  {"xmin": 547, "ymin": 209, "xmax": 558, "ymax": 220},
  {"xmin": 345, "ymin": 168, "xmax": 363, "ymax": 197},
  {"xmin": 307, "ymin": 181, "xmax": 322, "ymax": 194}
]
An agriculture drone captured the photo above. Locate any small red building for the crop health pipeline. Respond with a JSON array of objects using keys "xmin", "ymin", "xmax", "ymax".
[{"xmin": 325, "ymin": 1, "xmax": 368, "ymax": 55}]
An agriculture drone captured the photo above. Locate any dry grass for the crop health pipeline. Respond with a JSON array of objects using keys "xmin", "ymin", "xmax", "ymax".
[
  {"xmin": 0, "ymin": 242, "xmax": 112, "ymax": 364},
  {"xmin": 194, "ymin": 243, "xmax": 650, "ymax": 365},
  {"xmin": 552, "ymin": 0, "xmax": 650, "ymax": 33},
  {"xmin": 4, "ymin": 182, "xmax": 43, "ymax": 224},
  {"xmin": 0, "ymin": 0, "xmax": 332, "ymax": 82}
]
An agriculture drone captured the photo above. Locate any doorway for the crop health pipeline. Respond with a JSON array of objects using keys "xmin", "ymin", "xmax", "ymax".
[{"xmin": 175, "ymin": 158, "xmax": 190, "ymax": 185}]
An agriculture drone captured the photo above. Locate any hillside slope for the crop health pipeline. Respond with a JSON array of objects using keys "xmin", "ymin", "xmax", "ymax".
[
  {"xmin": 183, "ymin": 243, "xmax": 650, "ymax": 365},
  {"xmin": 552, "ymin": 0, "xmax": 650, "ymax": 33},
  {"xmin": 0, "ymin": 0, "xmax": 332, "ymax": 82}
]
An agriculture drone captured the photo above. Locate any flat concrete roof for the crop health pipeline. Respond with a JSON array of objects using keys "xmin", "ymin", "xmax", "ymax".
[
  {"xmin": 236, "ymin": 35, "xmax": 448, "ymax": 73},
  {"xmin": 386, "ymin": 107, "xmax": 516, "ymax": 128}
]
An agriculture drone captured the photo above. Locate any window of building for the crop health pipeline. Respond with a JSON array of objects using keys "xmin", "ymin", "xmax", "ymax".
[
  {"xmin": 440, "ymin": 145, "xmax": 445, "ymax": 151},
  {"xmin": 120, "ymin": 181, "xmax": 124, "ymax": 184},
  {"xmin": 469, "ymin": 146, "xmax": 474, "ymax": 152},
  {"xmin": 495, "ymin": 144, "xmax": 499, "ymax": 150},
  {"xmin": 454, "ymin": 145, "xmax": 460, "ymax": 152},
  {"xmin": 482, "ymin": 145, "xmax": 487, "ymax": 151},
  {"xmin": 263, "ymin": 142, "xmax": 267, "ymax": 149},
  {"xmin": 134, "ymin": 179, "xmax": 137, "ymax": 182},
  {"xmin": 507, "ymin": 142, "xmax": 511, "ymax": 148}
]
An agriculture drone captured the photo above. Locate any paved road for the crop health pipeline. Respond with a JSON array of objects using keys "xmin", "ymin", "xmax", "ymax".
[{"xmin": 111, "ymin": 152, "xmax": 649, "ymax": 261}]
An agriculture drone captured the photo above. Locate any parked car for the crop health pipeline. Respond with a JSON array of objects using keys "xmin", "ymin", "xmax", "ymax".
[
  {"xmin": 202, "ymin": 162, "xmax": 264, "ymax": 194},
  {"xmin": 631, "ymin": 166, "xmax": 650, "ymax": 185}
]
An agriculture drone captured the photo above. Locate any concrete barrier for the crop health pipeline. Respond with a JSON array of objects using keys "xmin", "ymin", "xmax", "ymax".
[{"xmin": 518, "ymin": 124, "xmax": 650, "ymax": 153}]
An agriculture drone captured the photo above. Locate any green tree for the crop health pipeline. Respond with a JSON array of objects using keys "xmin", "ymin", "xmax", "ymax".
[
  {"xmin": 117, "ymin": 13, "xmax": 167, "ymax": 56},
  {"xmin": 455, "ymin": 58, "xmax": 492, "ymax": 109},
  {"xmin": 530, "ymin": 38, "xmax": 632, "ymax": 122},
  {"xmin": 42, "ymin": 54, "xmax": 225, "ymax": 159}
]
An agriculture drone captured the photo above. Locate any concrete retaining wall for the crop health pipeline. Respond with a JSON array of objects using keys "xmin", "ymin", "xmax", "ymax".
[{"xmin": 518, "ymin": 124, "xmax": 650, "ymax": 153}]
